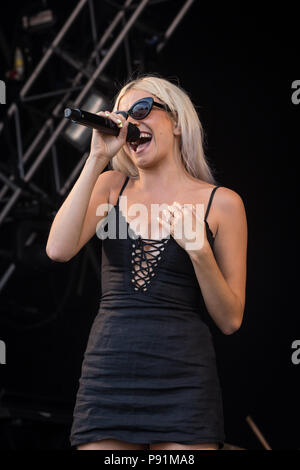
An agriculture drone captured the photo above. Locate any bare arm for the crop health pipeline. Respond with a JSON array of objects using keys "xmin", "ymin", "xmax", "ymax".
[
  {"xmin": 46, "ymin": 110, "xmax": 129, "ymax": 262},
  {"xmin": 46, "ymin": 156, "xmax": 110, "ymax": 262},
  {"xmin": 189, "ymin": 188, "xmax": 248, "ymax": 335}
]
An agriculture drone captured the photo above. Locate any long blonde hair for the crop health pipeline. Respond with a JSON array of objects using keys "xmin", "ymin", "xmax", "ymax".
[{"xmin": 109, "ymin": 74, "xmax": 217, "ymax": 184}]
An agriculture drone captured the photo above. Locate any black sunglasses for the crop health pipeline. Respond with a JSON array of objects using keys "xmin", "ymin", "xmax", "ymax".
[{"xmin": 116, "ymin": 97, "xmax": 171, "ymax": 120}]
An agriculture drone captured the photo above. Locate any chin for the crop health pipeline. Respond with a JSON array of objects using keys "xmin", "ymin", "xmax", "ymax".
[
  {"xmin": 131, "ymin": 150, "xmax": 153, "ymax": 162},
  {"xmin": 135, "ymin": 158, "xmax": 154, "ymax": 169}
]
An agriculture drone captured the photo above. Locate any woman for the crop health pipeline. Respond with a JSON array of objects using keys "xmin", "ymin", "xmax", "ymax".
[{"xmin": 46, "ymin": 75, "xmax": 248, "ymax": 450}]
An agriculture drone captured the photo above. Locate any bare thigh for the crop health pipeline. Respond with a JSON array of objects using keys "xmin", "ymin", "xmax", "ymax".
[
  {"xmin": 77, "ymin": 439, "xmax": 149, "ymax": 450},
  {"xmin": 149, "ymin": 442, "xmax": 219, "ymax": 450}
]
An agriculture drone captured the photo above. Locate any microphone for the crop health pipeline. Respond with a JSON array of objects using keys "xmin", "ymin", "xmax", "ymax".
[{"xmin": 64, "ymin": 108, "xmax": 140, "ymax": 142}]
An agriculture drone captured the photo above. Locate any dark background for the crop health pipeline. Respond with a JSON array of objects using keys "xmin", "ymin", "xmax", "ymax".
[{"xmin": 0, "ymin": 0, "xmax": 298, "ymax": 450}]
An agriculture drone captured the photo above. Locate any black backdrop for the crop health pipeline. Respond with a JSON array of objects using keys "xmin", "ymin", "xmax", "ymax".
[{"xmin": 0, "ymin": 1, "xmax": 298, "ymax": 450}]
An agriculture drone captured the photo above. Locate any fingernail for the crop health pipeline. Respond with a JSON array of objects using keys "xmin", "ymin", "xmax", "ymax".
[
  {"xmin": 118, "ymin": 119, "xmax": 123, "ymax": 128},
  {"xmin": 105, "ymin": 111, "xmax": 110, "ymax": 116}
]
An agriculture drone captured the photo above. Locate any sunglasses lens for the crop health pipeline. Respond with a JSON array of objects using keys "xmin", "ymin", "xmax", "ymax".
[{"xmin": 131, "ymin": 101, "xmax": 151, "ymax": 119}]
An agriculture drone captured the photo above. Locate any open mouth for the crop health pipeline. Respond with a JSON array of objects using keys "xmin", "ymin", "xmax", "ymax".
[{"xmin": 129, "ymin": 132, "xmax": 152, "ymax": 153}]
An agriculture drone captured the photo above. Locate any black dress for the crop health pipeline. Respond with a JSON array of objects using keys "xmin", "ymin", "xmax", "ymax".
[{"xmin": 70, "ymin": 175, "xmax": 225, "ymax": 448}]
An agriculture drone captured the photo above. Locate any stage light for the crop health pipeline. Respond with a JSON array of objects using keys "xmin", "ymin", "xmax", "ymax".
[{"xmin": 22, "ymin": 8, "xmax": 56, "ymax": 33}]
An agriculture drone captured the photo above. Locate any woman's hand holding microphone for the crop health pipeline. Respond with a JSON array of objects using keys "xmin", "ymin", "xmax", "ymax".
[{"xmin": 89, "ymin": 111, "xmax": 129, "ymax": 163}]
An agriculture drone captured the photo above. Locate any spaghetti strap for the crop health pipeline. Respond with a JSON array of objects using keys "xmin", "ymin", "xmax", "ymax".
[
  {"xmin": 204, "ymin": 185, "xmax": 221, "ymax": 222},
  {"xmin": 116, "ymin": 175, "xmax": 129, "ymax": 205}
]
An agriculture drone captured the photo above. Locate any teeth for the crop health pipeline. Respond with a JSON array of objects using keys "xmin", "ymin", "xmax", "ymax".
[
  {"xmin": 129, "ymin": 132, "xmax": 152, "ymax": 152},
  {"xmin": 140, "ymin": 132, "xmax": 152, "ymax": 138}
]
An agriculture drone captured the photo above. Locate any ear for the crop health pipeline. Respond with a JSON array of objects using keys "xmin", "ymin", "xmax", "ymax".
[{"xmin": 173, "ymin": 122, "xmax": 181, "ymax": 136}]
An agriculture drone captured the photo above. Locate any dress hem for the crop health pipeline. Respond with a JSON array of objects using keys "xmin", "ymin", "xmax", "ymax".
[{"xmin": 70, "ymin": 434, "xmax": 225, "ymax": 449}]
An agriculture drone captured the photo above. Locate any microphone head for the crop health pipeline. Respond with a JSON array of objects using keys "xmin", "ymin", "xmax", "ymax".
[
  {"xmin": 127, "ymin": 123, "xmax": 140, "ymax": 142},
  {"xmin": 64, "ymin": 108, "xmax": 81, "ymax": 121},
  {"xmin": 64, "ymin": 108, "xmax": 72, "ymax": 118}
]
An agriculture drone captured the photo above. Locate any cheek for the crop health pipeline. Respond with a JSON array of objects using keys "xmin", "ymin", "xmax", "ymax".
[
  {"xmin": 156, "ymin": 120, "xmax": 174, "ymax": 145},
  {"xmin": 156, "ymin": 129, "xmax": 172, "ymax": 148}
]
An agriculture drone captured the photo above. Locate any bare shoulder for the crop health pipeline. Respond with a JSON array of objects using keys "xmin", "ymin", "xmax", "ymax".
[
  {"xmin": 94, "ymin": 169, "xmax": 127, "ymax": 198},
  {"xmin": 211, "ymin": 185, "xmax": 248, "ymax": 240},
  {"xmin": 95, "ymin": 169, "xmax": 129, "ymax": 205},
  {"xmin": 188, "ymin": 178, "xmax": 246, "ymax": 214},
  {"xmin": 96, "ymin": 169, "xmax": 125, "ymax": 186},
  {"xmin": 192, "ymin": 181, "xmax": 247, "ymax": 238},
  {"xmin": 213, "ymin": 185, "xmax": 246, "ymax": 215}
]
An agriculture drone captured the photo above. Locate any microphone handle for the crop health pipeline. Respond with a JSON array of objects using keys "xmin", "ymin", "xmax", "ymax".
[{"xmin": 64, "ymin": 108, "xmax": 140, "ymax": 142}]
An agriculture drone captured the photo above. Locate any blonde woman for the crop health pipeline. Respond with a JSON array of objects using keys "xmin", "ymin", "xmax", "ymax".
[{"xmin": 46, "ymin": 75, "xmax": 248, "ymax": 451}]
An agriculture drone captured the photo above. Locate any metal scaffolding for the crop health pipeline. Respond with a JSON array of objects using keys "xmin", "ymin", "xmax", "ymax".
[{"xmin": 0, "ymin": 0, "xmax": 195, "ymax": 292}]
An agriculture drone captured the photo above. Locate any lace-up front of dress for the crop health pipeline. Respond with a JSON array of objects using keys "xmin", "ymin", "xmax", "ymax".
[
  {"xmin": 70, "ymin": 175, "xmax": 225, "ymax": 449},
  {"xmin": 130, "ymin": 237, "xmax": 170, "ymax": 292}
]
